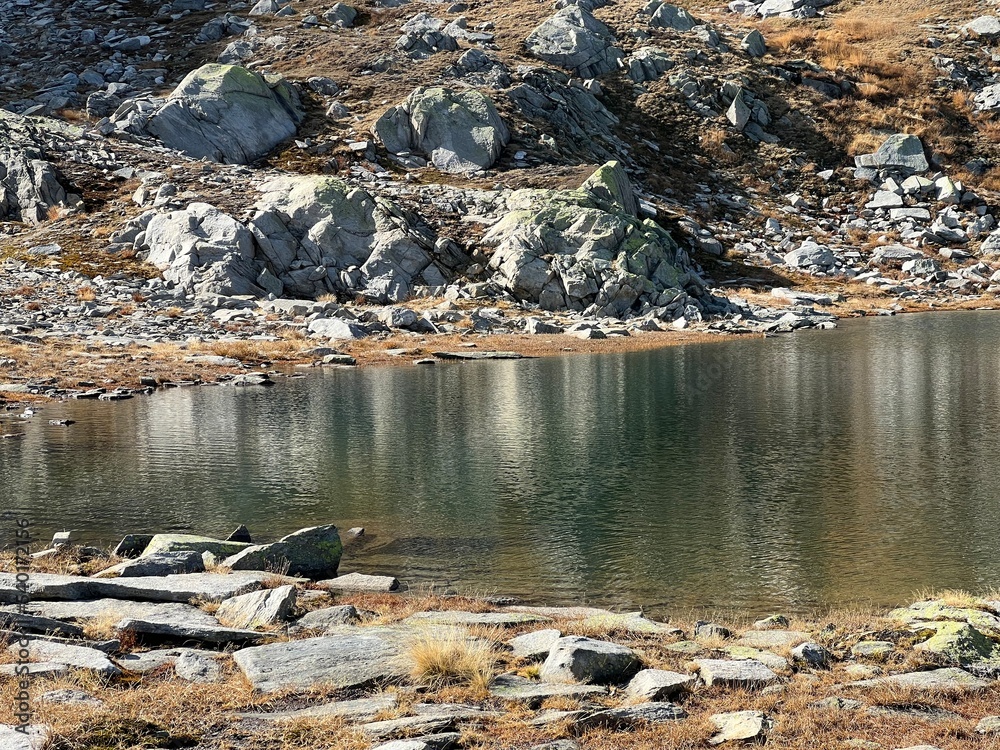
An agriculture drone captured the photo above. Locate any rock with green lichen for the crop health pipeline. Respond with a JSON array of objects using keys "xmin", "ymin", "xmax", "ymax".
[
  {"xmin": 146, "ymin": 64, "xmax": 303, "ymax": 164},
  {"xmin": 223, "ymin": 525, "xmax": 343, "ymax": 579},
  {"xmin": 483, "ymin": 162, "xmax": 703, "ymax": 318},
  {"xmin": 889, "ymin": 600, "xmax": 1000, "ymax": 638},
  {"xmin": 913, "ymin": 622, "xmax": 1000, "ymax": 665},
  {"xmin": 140, "ymin": 534, "xmax": 251, "ymax": 560}
]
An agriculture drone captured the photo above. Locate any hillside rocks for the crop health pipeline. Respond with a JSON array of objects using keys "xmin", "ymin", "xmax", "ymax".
[
  {"xmin": 484, "ymin": 161, "xmax": 708, "ymax": 317},
  {"xmin": 145, "ymin": 64, "xmax": 303, "ymax": 164},
  {"xmin": 374, "ymin": 87, "xmax": 509, "ymax": 172},
  {"xmin": 525, "ymin": 6, "xmax": 623, "ymax": 78},
  {"xmin": 855, "ymin": 133, "xmax": 930, "ymax": 176},
  {"xmin": 0, "ymin": 144, "xmax": 71, "ymax": 224}
]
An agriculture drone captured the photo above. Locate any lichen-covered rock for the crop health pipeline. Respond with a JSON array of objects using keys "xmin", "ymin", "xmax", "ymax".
[
  {"xmin": 525, "ymin": 6, "xmax": 623, "ymax": 78},
  {"xmin": 140, "ymin": 203, "xmax": 265, "ymax": 297},
  {"xmin": 913, "ymin": 622, "xmax": 1000, "ymax": 665},
  {"xmin": 854, "ymin": 133, "xmax": 929, "ymax": 173},
  {"xmin": 374, "ymin": 87, "xmax": 509, "ymax": 172},
  {"xmin": 642, "ymin": 1, "xmax": 699, "ymax": 30},
  {"xmin": 484, "ymin": 162, "xmax": 704, "ymax": 318},
  {"xmin": 223, "ymin": 525, "xmax": 343, "ymax": 579},
  {"xmin": 889, "ymin": 600, "xmax": 1000, "ymax": 638},
  {"xmin": 140, "ymin": 533, "xmax": 252, "ymax": 559},
  {"xmin": 146, "ymin": 64, "xmax": 303, "ymax": 164},
  {"xmin": 249, "ymin": 175, "xmax": 455, "ymax": 301}
]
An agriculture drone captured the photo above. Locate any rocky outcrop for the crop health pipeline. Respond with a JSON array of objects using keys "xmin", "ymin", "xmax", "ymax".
[
  {"xmin": 525, "ymin": 7, "xmax": 623, "ymax": 78},
  {"xmin": 223, "ymin": 524, "xmax": 343, "ymax": 579},
  {"xmin": 484, "ymin": 162, "xmax": 706, "ymax": 318},
  {"xmin": 0, "ymin": 144, "xmax": 70, "ymax": 224},
  {"xmin": 249, "ymin": 175, "xmax": 463, "ymax": 301},
  {"xmin": 373, "ymin": 87, "xmax": 509, "ymax": 173},
  {"xmin": 141, "ymin": 203, "xmax": 266, "ymax": 297},
  {"xmin": 146, "ymin": 64, "xmax": 303, "ymax": 164}
]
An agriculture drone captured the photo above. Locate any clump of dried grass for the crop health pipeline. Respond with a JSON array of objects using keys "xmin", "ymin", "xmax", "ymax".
[{"xmin": 408, "ymin": 630, "xmax": 497, "ymax": 692}]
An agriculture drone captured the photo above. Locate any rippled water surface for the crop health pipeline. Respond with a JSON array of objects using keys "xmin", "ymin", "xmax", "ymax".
[{"xmin": 3, "ymin": 311, "xmax": 1000, "ymax": 614}]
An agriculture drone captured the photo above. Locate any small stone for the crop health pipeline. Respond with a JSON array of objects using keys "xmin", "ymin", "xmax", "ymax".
[
  {"xmin": 695, "ymin": 659, "xmax": 779, "ymax": 688},
  {"xmin": 791, "ymin": 641, "xmax": 831, "ymax": 668},
  {"xmin": 318, "ymin": 572, "xmax": 399, "ymax": 592},
  {"xmin": 752, "ymin": 614, "xmax": 789, "ymax": 629},
  {"xmin": 709, "ymin": 710, "xmax": 772, "ymax": 745},
  {"xmin": 976, "ymin": 715, "xmax": 1000, "ymax": 734},
  {"xmin": 625, "ymin": 669, "xmax": 696, "ymax": 700},
  {"xmin": 508, "ymin": 628, "xmax": 561, "ymax": 660}
]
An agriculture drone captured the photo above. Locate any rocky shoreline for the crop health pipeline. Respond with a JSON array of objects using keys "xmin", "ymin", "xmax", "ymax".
[{"xmin": 1, "ymin": 525, "xmax": 998, "ymax": 749}]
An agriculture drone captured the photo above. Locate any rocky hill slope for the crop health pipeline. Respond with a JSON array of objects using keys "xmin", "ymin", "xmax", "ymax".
[{"xmin": 3, "ymin": 0, "xmax": 1000, "ymax": 382}]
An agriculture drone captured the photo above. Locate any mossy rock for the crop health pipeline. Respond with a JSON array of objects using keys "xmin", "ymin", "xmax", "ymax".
[{"xmin": 141, "ymin": 534, "xmax": 251, "ymax": 559}]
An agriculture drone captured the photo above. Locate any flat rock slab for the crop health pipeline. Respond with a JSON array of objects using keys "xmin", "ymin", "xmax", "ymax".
[
  {"xmin": 405, "ymin": 611, "xmax": 550, "ymax": 627},
  {"xmin": 489, "ymin": 674, "xmax": 607, "ymax": 706},
  {"xmin": 977, "ymin": 715, "xmax": 1000, "ymax": 734},
  {"xmin": 372, "ymin": 734, "xmax": 461, "ymax": 750},
  {"xmin": 849, "ymin": 667, "xmax": 989, "ymax": 691},
  {"xmin": 432, "ymin": 351, "xmax": 526, "ymax": 360},
  {"xmin": 735, "ymin": 630, "xmax": 810, "ymax": 649},
  {"xmin": 294, "ymin": 604, "xmax": 361, "ymax": 631},
  {"xmin": 575, "ymin": 701, "xmax": 687, "ymax": 730},
  {"xmin": 233, "ymin": 630, "xmax": 412, "ymax": 692},
  {"xmin": 10, "ymin": 599, "xmax": 221, "ymax": 627},
  {"xmin": 626, "ymin": 669, "xmax": 696, "ymax": 700},
  {"xmin": 319, "ymin": 572, "xmax": 400, "ymax": 592},
  {"xmin": 411, "ymin": 703, "xmax": 499, "ymax": 719},
  {"xmin": 361, "ymin": 716, "xmax": 455, "ymax": 740},
  {"xmin": 576, "ymin": 612, "xmax": 682, "ymax": 636},
  {"xmin": 508, "ymin": 628, "xmax": 561, "ymax": 660},
  {"xmin": 116, "ymin": 617, "xmax": 266, "ymax": 646},
  {"xmin": 695, "ymin": 659, "xmax": 779, "ymax": 688},
  {"xmin": 506, "ymin": 606, "xmax": 620, "ymax": 620},
  {"xmin": 141, "ymin": 534, "xmax": 251, "ymax": 559},
  {"xmin": 709, "ymin": 710, "xmax": 772, "ymax": 745},
  {"xmin": 725, "ymin": 646, "xmax": 788, "ymax": 670},
  {"xmin": 0, "ymin": 725, "xmax": 49, "ymax": 750},
  {"xmin": 238, "ymin": 694, "xmax": 400, "ymax": 723},
  {"xmin": 0, "ymin": 611, "xmax": 84, "ymax": 637},
  {"xmin": 11, "ymin": 640, "xmax": 121, "ymax": 677},
  {"xmin": 98, "ymin": 550, "xmax": 206, "ymax": 578},
  {"xmin": 0, "ymin": 572, "xmax": 275, "ymax": 604},
  {"xmin": 0, "ymin": 662, "xmax": 70, "ymax": 678}
]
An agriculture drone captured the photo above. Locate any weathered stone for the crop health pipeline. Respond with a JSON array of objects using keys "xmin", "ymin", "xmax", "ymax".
[
  {"xmin": 406, "ymin": 611, "xmax": 550, "ymax": 627},
  {"xmin": 112, "ymin": 534, "xmax": 154, "ymax": 558},
  {"xmin": 98, "ymin": 551, "xmax": 206, "ymax": 578},
  {"xmin": 709, "ymin": 710, "xmax": 772, "ymax": 745},
  {"xmin": 913, "ymin": 622, "xmax": 999, "ymax": 665},
  {"xmin": 695, "ymin": 659, "xmax": 779, "ymax": 688},
  {"xmin": 10, "ymin": 640, "xmax": 121, "ymax": 677},
  {"xmin": 576, "ymin": 702, "xmax": 687, "ymax": 729},
  {"xmin": 741, "ymin": 29, "xmax": 766, "ymax": 57},
  {"xmin": 644, "ymin": 1, "xmax": 698, "ymax": 31},
  {"xmin": 239, "ymin": 694, "xmax": 399, "ymax": 722},
  {"xmin": 0, "ymin": 725, "xmax": 49, "ymax": 750},
  {"xmin": 851, "ymin": 641, "xmax": 894, "ymax": 658},
  {"xmin": 0, "ymin": 662, "xmax": 69, "ymax": 678},
  {"xmin": 849, "ymin": 667, "xmax": 989, "ymax": 691},
  {"xmin": 0, "ymin": 144, "xmax": 69, "ymax": 224},
  {"xmin": 855, "ymin": 134, "xmax": 929, "ymax": 173},
  {"xmin": 736, "ymin": 630, "xmax": 810, "ymax": 649},
  {"xmin": 963, "ymin": 16, "xmax": 1000, "ymax": 38},
  {"xmin": 723, "ymin": 646, "xmax": 788, "ymax": 671},
  {"xmin": 215, "ymin": 585, "xmax": 297, "ymax": 629},
  {"xmin": 223, "ymin": 525, "xmax": 343, "ymax": 579},
  {"xmin": 361, "ymin": 716, "xmax": 454, "ymax": 740},
  {"xmin": 525, "ymin": 6, "xmax": 623, "ymax": 78},
  {"xmin": 117, "ymin": 647, "xmax": 224, "ymax": 683},
  {"xmin": 889, "ymin": 600, "xmax": 1000, "ymax": 638},
  {"xmin": 40, "ymin": 689, "xmax": 102, "ymax": 706},
  {"xmin": 810, "ymin": 697, "xmax": 863, "ymax": 711},
  {"xmin": 977, "ymin": 715, "xmax": 1000, "ymax": 734},
  {"xmin": 0, "ymin": 611, "xmax": 84, "ymax": 637},
  {"xmin": 372, "ymin": 736, "xmax": 460, "ymax": 750},
  {"xmin": 791, "ymin": 642, "xmax": 831, "ymax": 668},
  {"xmin": 508, "ymin": 628, "xmax": 561, "ymax": 660},
  {"xmin": 116, "ymin": 617, "xmax": 267, "ymax": 645},
  {"xmin": 8, "ymin": 599, "xmax": 220, "ymax": 628},
  {"xmin": 577, "ymin": 612, "xmax": 681, "ymax": 636},
  {"xmin": 295, "ymin": 605, "xmax": 362, "ymax": 630},
  {"xmin": 319, "ymin": 572, "xmax": 399, "ymax": 592},
  {"xmin": 625, "ymin": 669, "xmax": 696, "ymax": 700},
  {"xmin": 489, "ymin": 674, "xmax": 607, "ymax": 706},
  {"xmin": 0, "ymin": 572, "xmax": 272, "ymax": 604},
  {"xmin": 540, "ymin": 636, "xmax": 641, "ymax": 684},
  {"xmin": 374, "ymin": 87, "xmax": 509, "ymax": 173},
  {"xmin": 141, "ymin": 534, "xmax": 251, "ymax": 559},
  {"xmin": 233, "ymin": 629, "xmax": 411, "ymax": 692},
  {"xmin": 147, "ymin": 64, "xmax": 303, "ymax": 164}
]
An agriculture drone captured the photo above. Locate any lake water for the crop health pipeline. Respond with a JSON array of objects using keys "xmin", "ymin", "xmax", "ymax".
[{"xmin": 2, "ymin": 311, "xmax": 1000, "ymax": 615}]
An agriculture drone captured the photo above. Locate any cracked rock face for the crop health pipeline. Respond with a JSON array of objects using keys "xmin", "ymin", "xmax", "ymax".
[
  {"xmin": 374, "ymin": 87, "xmax": 510, "ymax": 173},
  {"xmin": 0, "ymin": 144, "xmax": 69, "ymax": 224},
  {"xmin": 145, "ymin": 64, "xmax": 304, "ymax": 164},
  {"xmin": 525, "ymin": 6, "xmax": 623, "ymax": 79}
]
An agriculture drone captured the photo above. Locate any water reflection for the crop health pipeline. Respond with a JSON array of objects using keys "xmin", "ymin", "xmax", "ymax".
[{"xmin": 2, "ymin": 311, "xmax": 1000, "ymax": 613}]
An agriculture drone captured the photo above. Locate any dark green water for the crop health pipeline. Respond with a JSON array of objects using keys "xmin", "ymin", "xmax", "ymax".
[{"xmin": 2, "ymin": 311, "xmax": 1000, "ymax": 614}]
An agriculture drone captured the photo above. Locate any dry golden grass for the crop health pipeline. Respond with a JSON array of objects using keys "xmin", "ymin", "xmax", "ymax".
[
  {"xmin": 75, "ymin": 286, "xmax": 96, "ymax": 301},
  {"xmin": 407, "ymin": 630, "xmax": 497, "ymax": 693}
]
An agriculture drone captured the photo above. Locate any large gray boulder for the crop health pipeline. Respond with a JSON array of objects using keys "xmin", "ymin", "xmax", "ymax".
[
  {"xmin": 146, "ymin": 64, "xmax": 303, "ymax": 164},
  {"xmin": 215, "ymin": 585, "xmax": 297, "ymax": 629},
  {"xmin": 540, "ymin": 636, "xmax": 641, "ymax": 684},
  {"xmin": 223, "ymin": 525, "xmax": 343, "ymax": 579},
  {"xmin": 0, "ymin": 145, "xmax": 69, "ymax": 224},
  {"xmin": 484, "ymin": 162, "xmax": 704, "ymax": 318},
  {"xmin": 855, "ymin": 133, "xmax": 929, "ymax": 173},
  {"xmin": 525, "ymin": 6, "xmax": 623, "ymax": 78},
  {"xmin": 374, "ymin": 87, "xmax": 509, "ymax": 173},
  {"xmin": 141, "ymin": 203, "xmax": 265, "ymax": 297},
  {"xmin": 249, "ymin": 176, "xmax": 452, "ymax": 301},
  {"xmin": 642, "ymin": 1, "xmax": 699, "ymax": 30}
]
